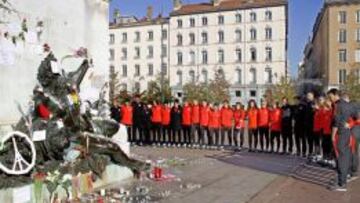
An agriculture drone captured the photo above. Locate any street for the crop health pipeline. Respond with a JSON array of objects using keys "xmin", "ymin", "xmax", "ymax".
[{"xmin": 112, "ymin": 146, "xmax": 360, "ymax": 203}]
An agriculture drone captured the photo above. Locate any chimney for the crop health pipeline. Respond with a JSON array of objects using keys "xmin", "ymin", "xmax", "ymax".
[
  {"xmin": 212, "ymin": 0, "xmax": 222, "ymax": 6},
  {"xmin": 146, "ymin": 6, "xmax": 153, "ymax": 20},
  {"xmin": 113, "ymin": 8, "xmax": 121, "ymax": 24},
  {"xmin": 173, "ymin": 0, "xmax": 182, "ymax": 11}
]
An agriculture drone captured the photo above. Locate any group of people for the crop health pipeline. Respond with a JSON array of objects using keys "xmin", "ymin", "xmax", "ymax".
[{"xmin": 111, "ymin": 89, "xmax": 360, "ymax": 191}]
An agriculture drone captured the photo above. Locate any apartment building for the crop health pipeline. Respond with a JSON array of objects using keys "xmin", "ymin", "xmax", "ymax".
[
  {"xmin": 301, "ymin": 0, "xmax": 360, "ymax": 92},
  {"xmin": 169, "ymin": 0, "xmax": 287, "ymax": 103}
]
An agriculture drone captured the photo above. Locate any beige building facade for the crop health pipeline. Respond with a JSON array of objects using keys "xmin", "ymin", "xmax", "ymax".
[{"xmin": 301, "ymin": 0, "xmax": 360, "ymax": 92}]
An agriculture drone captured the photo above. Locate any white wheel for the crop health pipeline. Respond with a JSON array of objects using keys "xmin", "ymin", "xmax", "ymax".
[{"xmin": 0, "ymin": 131, "xmax": 36, "ymax": 175}]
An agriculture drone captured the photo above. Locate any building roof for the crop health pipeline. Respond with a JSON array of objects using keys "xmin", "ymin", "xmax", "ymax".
[
  {"xmin": 170, "ymin": 0, "xmax": 287, "ymax": 16},
  {"xmin": 110, "ymin": 16, "xmax": 169, "ymax": 29}
]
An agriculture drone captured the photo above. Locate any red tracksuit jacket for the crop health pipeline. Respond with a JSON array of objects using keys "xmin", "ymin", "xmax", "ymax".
[
  {"xmin": 191, "ymin": 105, "xmax": 200, "ymax": 124},
  {"xmin": 151, "ymin": 105, "xmax": 162, "ymax": 123},
  {"xmin": 269, "ymin": 108, "xmax": 282, "ymax": 132},
  {"xmin": 234, "ymin": 109, "xmax": 246, "ymax": 129},
  {"xmin": 257, "ymin": 107, "xmax": 270, "ymax": 128},
  {"xmin": 200, "ymin": 105, "xmax": 210, "ymax": 127},
  {"xmin": 221, "ymin": 107, "xmax": 233, "ymax": 128},
  {"xmin": 182, "ymin": 105, "xmax": 192, "ymax": 126},
  {"xmin": 161, "ymin": 106, "xmax": 171, "ymax": 126},
  {"xmin": 247, "ymin": 108, "xmax": 258, "ymax": 129},
  {"xmin": 208, "ymin": 109, "xmax": 221, "ymax": 128},
  {"xmin": 121, "ymin": 105, "xmax": 133, "ymax": 125}
]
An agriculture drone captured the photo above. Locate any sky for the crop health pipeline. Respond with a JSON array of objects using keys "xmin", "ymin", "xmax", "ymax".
[{"xmin": 109, "ymin": 0, "xmax": 324, "ymax": 77}]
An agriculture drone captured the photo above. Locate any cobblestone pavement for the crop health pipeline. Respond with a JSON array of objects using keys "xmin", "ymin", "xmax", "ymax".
[{"xmin": 106, "ymin": 146, "xmax": 360, "ymax": 203}]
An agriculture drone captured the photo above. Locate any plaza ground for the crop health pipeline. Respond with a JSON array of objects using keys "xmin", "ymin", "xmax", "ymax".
[{"xmin": 118, "ymin": 146, "xmax": 360, "ymax": 203}]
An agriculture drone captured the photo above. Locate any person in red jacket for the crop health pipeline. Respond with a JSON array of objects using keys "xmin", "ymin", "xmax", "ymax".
[
  {"xmin": 161, "ymin": 102, "xmax": 171, "ymax": 146},
  {"xmin": 221, "ymin": 100, "xmax": 234, "ymax": 147},
  {"xmin": 208, "ymin": 103, "xmax": 221, "ymax": 149},
  {"xmin": 120, "ymin": 100, "xmax": 133, "ymax": 142},
  {"xmin": 258, "ymin": 100, "xmax": 270, "ymax": 152},
  {"xmin": 234, "ymin": 102, "xmax": 246, "ymax": 148},
  {"xmin": 269, "ymin": 101, "xmax": 282, "ymax": 153},
  {"xmin": 322, "ymin": 100, "xmax": 333, "ymax": 161},
  {"xmin": 313, "ymin": 97, "xmax": 325, "ymax": 158},
  {"xmin": 151, "ymin": 100, "xmax": 162, "ymax": 145},
  {"xmin": 191, "ymin": 99, "xmax": 201, "ymax": 147},
  {"xmin": 247, "ymin": 100, "xmax": 259, "ymax": 152},
  {"xmin": 182, "ymin": 100, "xmax": 192, "ymax": 146},
  {"xmin": 200, "ymin": 100, "xmax": 211, "ymax": 146}
]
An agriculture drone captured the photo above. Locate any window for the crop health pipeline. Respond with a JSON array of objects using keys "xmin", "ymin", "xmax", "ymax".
[
  {"xmin": 357, "ymin": 10, "xmax": 360, "ymax": 23},
  {"xmin": 162, "ymin": 29, "xmax": 167, "ymax": 40},
  {"xmin": 202, "ymin": 32, "xmax": 208, "ymax": 44},
  {"xmin": 218, "ymin": 49, "xmax": 225, "ymax": 64},
  {"xmin": 202, "ymin": 50, "xmax": 208, "ymax": 64},
  {"xmin": 177, "ymin": 52, "xmax": 183, "ymax": 65},
  {"xmin": 235, "ymin": 29, "xmax": 242, "ymax": 42},
  {"xmin": 236, "ymin": 14, "xmax": 242, "ymax": 23},
  {"xmin": 218, "ymin": 15, "xmax": 224, "ymax": 25},
  {"xmin": 265, "ymin": 47, "xmax": 272, "ymax": 61},
  {"xmin": 109, "ymin": 34, "xmax": 115, "ymax": 44},
  {"xmin": 356, "ymin": 28, "xmax": 360, "ymax": 42},
  {"xmin": 218, "ymin": 30, "xmax": 224, "ymax": 43},
  {"xmin": 202, "ymin": 69, "xmax": 208, "ymax": 83},
  {"xmin": 265, "ymin": 11, "xmax": 272, "ymax": 21},
  {"xmin": 339, "ymin": 11, "xmax": 346, "ymax": 24},
  {"xmin": 265, "ymin": 67, "xmax": 272, "ymax": 84},
  {"xmin": 109, "ymin": 49, "xmax": 114, "ymax": 61},
  {"xmin": 355, "ymin": 49, "xmax": 360, "ymax": 62},
  {"xmin": 135, "ymin": 31, "xmax": 140, "ymax": 42},
  {"xmin": 190, "ymin": 18, "xmax": 195, "ymax": 27},
  {"xmin": 121, "ymin": 48, "xmax": 127, "ymax": 60},
  {"xmin": 265, "ymin": 27, "xmax": 272, "ymax": 40},
  {"xmin": 339, "ymin": 49, "xmax": 347, "ymax": 62},
  {"xmin": 235, "ymin": 90, "xmax": 242, "ymax": 97},
  {"xmin": 250, "ymin": 28, "xmax": 257, "ymax": 41},
  {"xmin": 202, "ymin": 17, "xmax": 208, "ymax": 26},
  {"xmin": 122, "ymin": 65, "xmax": 127, "ymax": 77},
  {"xmin": 177, "ymin": 70, "xmax": 183, "ymax": 85},
  {"xmin": 355, "ymin": 69, "xmax": 360, "ymax": 84},
  {"xmin": 134, "ymin": 82, "xmax": 140, "ymax": 93},
  {"xmin": 236, "ymin": 68, "xmax": 242, "ymax": 84},
  {"xmin": 190, "ymin": 51, "xmax": 195, "ymax": 65},
  {"xmin": 148, "ymin": 64, "xmax": 154, "ymax": 76},
  {"xmin": 250, "ymin": 12, "xmax": 256, "ymax": 22},
  {"xmin": 189, "ymin": 70, "xmax": 195, "ymax": 83},
  {"xmin": 189, "ymin": 33, "xmax": 195, "ymax": 45},
  {"xmin": 161, "ymin": 63, "xmax": 167, "ymax": 75},
  {"xmin": 250, "ymin": 68, "xmax": 256, "ymax": 84},
  {"xmin": 135, "ymin": 64, "xmax": 140, "ymax": 76},
  {"xmin": 148, "ymin": 46, "xmax": 153, "ymax": 58},
  {"xmin": 135, "ymin": 47, "xmax": 140, "ymax": 59},
  {"xmin": 161, "ymin": 45, "xmax": 167, "ymax": 57},
  {"xmin": 338, "ymin": 69, "xmax": 347, "ymax": 84},
  {"xmin": 177, "ymin": 19, "xmax": 183, "ymax": 28},
  {"xmin": 250, "ymin": 47, "xmax": 257, "ymax": 62},
  {"xmin": 177, "ymin": 34, "xmax": 183, "ymax": 46},
  {"xmin": 339, "ymin": 29, "xmax": 347, "ymax": 43},
  {"xmin": 122, "ymin": 33, "xmax": 127, "ymax": 43},
  {"xmin": 236, "ymin": 48, "xmax": 242, "ymax": 62},
  {"xmin": 148, "ymin": 31, "xmax": 153, "ymax": 41},
  {"xmin": 250, "ymin": 90, "xmax": 257, "ymax": 97}
]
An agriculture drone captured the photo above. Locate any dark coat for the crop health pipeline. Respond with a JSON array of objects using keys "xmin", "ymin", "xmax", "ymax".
[
  {"xmin": 140, "ymin": 106, "xmax": 152, "ymax": 129},
  {"xmin": 304, "ymin": 100, "xmax": 315, "ymax": 130},
  {"xmin": 293, "ymin": 102, "xmax": 306, "ymax": 130},
  {"xmin": 281, "ymin": 104, "xmax": 292, "ymax": 131},
  {"xmin": 171, "ymin": 106, "xmax": 182, "ymax": 130},
  {"xmin": 110, "ymin": 106, "xmax": 120, "ymax": 122},
  {"xmin": 132, "ymin": 101, "xmax": 143, "ymax": 126}
]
